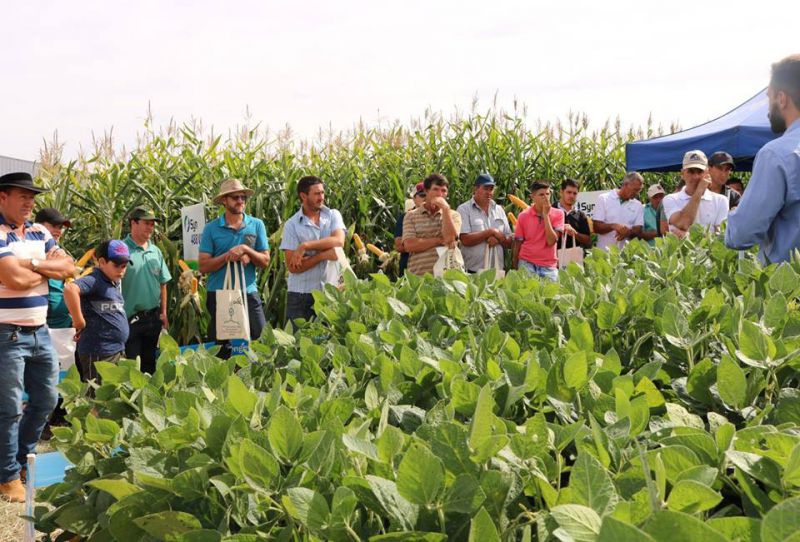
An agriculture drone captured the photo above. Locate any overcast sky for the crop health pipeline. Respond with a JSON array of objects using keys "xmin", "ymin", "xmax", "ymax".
[{"xmin": 2, "ymin": 0, "xmax": 796, "ymax": 161}]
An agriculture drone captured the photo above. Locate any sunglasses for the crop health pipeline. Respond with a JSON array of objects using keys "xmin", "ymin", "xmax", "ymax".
[{"xmin": 228, "ymin": 194, "xmax": 249, "ymax": 201}]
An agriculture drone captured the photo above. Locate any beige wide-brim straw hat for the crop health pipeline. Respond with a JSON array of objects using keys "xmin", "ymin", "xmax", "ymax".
[{"xmin": 213, "ymin": 178, "xmax": 254, "ymax": 204}]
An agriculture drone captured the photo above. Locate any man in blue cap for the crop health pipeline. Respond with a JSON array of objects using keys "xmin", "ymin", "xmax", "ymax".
[{"xmin": 457, "ymin": 173, "xmax": 512, "ymax": 273}]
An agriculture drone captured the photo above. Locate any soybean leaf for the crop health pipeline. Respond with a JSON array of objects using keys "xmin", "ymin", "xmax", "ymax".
[
  {"xmin": 564, "ymin": 351, "xmax": 589, "ymax": 389},
  {"xmin": 597, "ymin": 516, "xmax": 656, "ymax": 542},
  {"xmin": 726, "ymin": 451, "xmax": 783, "ymax": 491},
  {"xmin": 366, "ymin": 475, "xmax": 418, "ymax": 531},
  {"xmin": 443, "ymin": 474, "xmax": 486, "ymax": 515},
  {"xmin": 86, "ymin": 479, "xmax": 142, "ymax": 500},
  {"xmin": 666, "ymin": 480, "xmax": 722, "ymax": 513},
  {"xmin": 706, "ymin": 517, "xmax": 762, "ymax": 542},
  {"xmin": 643, "ymin": 510, "xmax": 727, "ymax": 542},
  {"xmin": 133, "ymin": 511, "xmax": 202, "ymax": 539},
  {"xmin": 550, "ymin": 504, "xmax": 602, "ymax": 542},
  {"xmin": 570, "ymin": 453, "xmax": 619, "ymax": 517},
  {"xmin": 283, "ymin": 487, "xmax": 330, "ymax": 534},
  {"xmin": 226, "ymin": 374, "xmax": 256, "ymax": 418},
  {"xmin": 238, "ymin": 438, "xmax": 279, "ymax": 493},
  {"xmin": 761, "ymin": 496, "xmax": 800, "ymax": 542},
  {"xmin": 268, "ymin": 406, "xmax": 304, "ymax": 462},
  {"xmin": 468, "ymin": 507, "xmax": 500, "ymax": 542},
  {"xmin": 396, "ymin": 443, "xmax": 445, "ymax": 506},
  {"xmin": 717, "ymin": 355, "xmax": 748, "ymax": 408}
]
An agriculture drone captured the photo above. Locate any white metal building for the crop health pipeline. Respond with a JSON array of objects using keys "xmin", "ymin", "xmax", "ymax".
[{"xmin": 0, "ymin": 155, "xmax": 38, "ymax": 177}]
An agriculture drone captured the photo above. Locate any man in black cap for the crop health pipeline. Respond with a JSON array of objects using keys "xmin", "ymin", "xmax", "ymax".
[
  {"xmin": 0, "ymin": 173, "xmax": 74, "ymax": 502},
  {"xmin": 34, "ymin": 208, "xmax": 74, "ymax": 330},
  {"xmin": 121, "ymin": 206, "xmax": 172, "ymax": 374},
  {"xmin": 707, "ymin": 152, "xmax": 742, "ymax": 209}
]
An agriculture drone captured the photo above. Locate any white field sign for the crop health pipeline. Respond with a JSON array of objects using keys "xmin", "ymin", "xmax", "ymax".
[
  {"xmin": 575, "ymin": 190, "xmax": 608, "ymax": 218},
  {"xmin": 181, "ymin": 203, "xmax": 206, "ymax": 263}
]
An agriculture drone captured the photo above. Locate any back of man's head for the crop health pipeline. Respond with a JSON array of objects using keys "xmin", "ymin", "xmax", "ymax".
[{"xmin": 771, "ymin": 54, "xmax": 800, "ymax": 109}]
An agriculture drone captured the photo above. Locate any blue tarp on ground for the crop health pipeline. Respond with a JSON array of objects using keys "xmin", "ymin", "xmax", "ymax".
[{"xmin": 625, "ymin": 89, "xmax": 777, "ymax": 172}]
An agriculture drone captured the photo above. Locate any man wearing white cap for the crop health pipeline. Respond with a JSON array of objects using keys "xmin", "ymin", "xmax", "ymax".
[
  {"xmin": 641, "ymin": 184, "xmax": 666, "ymax": 245},
  {"xmin": 662, "ymin": 151, "xmax": 728, "ymax": 237}
]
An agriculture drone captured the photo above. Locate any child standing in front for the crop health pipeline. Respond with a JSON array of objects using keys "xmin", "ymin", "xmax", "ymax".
[{"xmin": 64, "ymin": 240, "xmax": 131, "ymax": 381}]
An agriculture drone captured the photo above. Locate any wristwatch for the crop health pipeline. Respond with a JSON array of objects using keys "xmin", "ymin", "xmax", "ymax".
[{"xmin": 31, "ymin": 258, "xmax": 40, "ymax": 271}]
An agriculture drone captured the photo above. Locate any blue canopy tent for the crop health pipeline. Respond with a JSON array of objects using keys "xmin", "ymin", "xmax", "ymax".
[{"xmin": 625, "ymin": 89, "xmax": 777, "ymax": 172}]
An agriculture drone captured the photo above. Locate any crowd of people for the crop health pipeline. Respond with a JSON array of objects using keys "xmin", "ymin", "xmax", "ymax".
[{"xmin": 0, "ymin": 54, "xmax": 797, "ymax": 504}]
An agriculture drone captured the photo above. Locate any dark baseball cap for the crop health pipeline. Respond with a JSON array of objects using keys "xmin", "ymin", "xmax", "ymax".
[
  {"xmin": 709, "ymin": 151, "xmax": 735, "ymax": 169},
  {"xmin": 96, "ymin": 240, "xmax": 133, "ymax": 265},
  {"xmin": 35, "ymin": 207, "xmax": 71, "ymax": 227},
  {"xmin": 129, "ymin": 206, "xmax": 159, "ymax": 221},
  {"xmin": 475, "ymin": 173, "xmax": 496, "ymax": 187},
  {"xmin": 414, "ymin": 182, "xmax": 425, "ymax": 196}
]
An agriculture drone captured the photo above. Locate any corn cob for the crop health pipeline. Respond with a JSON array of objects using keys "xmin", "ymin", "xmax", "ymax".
[
  {"xmin": 76, "ymin": 248, "xmax": 95, "ymax": 268},
  {"xmin": 508, "ymin": 194, "xmax": 530, "ymax": 210},
  {"xmin": 507, "ymin": 212, "xmax": 517, "ymax": 227},
  {"xmin": 353, "ymin": 234, "xmax": 365, "ymax": 250},
  {"xmin": 367, "ymin": 243, "xmax": 389, "ymax": 261},
  {"xmin": 178, "ymin": 259, "xmax": 191, "ymax": 272}
]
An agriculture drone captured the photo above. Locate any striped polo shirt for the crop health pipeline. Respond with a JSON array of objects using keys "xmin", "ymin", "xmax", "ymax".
[
  {"xmin": 403, "ymin": 205, "xmax": 462, "ymax": 276},
  {"xmin": 0, "ymin": 217, "xmax": 57, "ymax": 326}
]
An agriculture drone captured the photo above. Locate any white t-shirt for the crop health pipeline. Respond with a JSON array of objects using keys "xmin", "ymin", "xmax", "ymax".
[
  {"xmin": 662, "ymin": 188, "xmax": 728, "ymax": 234},
  {"xmin": 592, "ymin": 190, "xmax": 644, "ymax": 250}
]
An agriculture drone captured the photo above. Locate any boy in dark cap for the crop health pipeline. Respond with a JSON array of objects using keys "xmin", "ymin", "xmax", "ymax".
[{"xmin": 64, "ymin": 240, "xmax": 131, "ymax": 381}]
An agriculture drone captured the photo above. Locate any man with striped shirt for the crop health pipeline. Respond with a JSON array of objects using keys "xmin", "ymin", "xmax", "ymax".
[
  {"xmin": 403, "ymin": 173, "xmax": 462, "ymax": 276},
  {"xmin": 0, "ymin": 173, "xmax": 74, "ymax": 502}
]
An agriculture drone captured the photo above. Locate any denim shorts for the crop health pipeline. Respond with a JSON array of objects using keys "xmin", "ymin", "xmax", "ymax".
[{"xmin": 518, "ymin": 260, "xmax": 558, "ymax": 282}]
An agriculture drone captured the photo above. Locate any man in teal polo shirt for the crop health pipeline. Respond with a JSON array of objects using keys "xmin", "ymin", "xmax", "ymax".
[
  {"xmin": 122, "ymin": 206, "xmax": 172, "ymax": 374},
  {"xmin": 199, "ymin": 179, "xmax": 270, "ymax": 358}
]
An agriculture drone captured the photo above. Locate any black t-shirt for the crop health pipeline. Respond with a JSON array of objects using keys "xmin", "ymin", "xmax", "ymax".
[
  {"xmin": 554, "ymin": 201, "xmax": 591, "ymax": 249},
  {"xmin": 725, "ymin": 187, "xmax": 742, "ymax": 209}
]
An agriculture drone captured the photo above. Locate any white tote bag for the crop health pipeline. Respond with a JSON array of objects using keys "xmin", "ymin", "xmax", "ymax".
[
  {"xmin": 480, "ymin": 245, "xmax": 505, "ymax": 279},
  {"xmin": 215, "ymin": 261, "xmax": 250, "ymax": 341},
  {"xmin": 557, "ymin": 232, "xmax": 584, "ymax": 270},
  {"xmin": 48, "ymin": 327, "xmax": 76, "ymax": 371},
  {"xmin": 324, "ymin": 247, "xmax": 353, "ymax": 289},
  {"xmin": 433, "ymin": 246, "xmax": 465, "ymax": 277}
]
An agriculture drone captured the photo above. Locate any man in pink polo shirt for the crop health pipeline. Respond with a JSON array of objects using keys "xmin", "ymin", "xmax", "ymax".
[{"xmin": 512, "ymin": 180, "xmax": 565, "ymax": 281}]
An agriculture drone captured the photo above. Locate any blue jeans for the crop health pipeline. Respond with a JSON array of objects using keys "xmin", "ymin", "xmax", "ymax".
[
  {"xmin": 0, "ymin": 324, "xmax": 59, "ymax": 483},
  {"xmin": 519, "ymin": 260, "xmax": 559, "ymax": 282}
]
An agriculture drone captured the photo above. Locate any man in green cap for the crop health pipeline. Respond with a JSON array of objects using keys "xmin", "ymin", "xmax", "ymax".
[{"xmin": 122, "ymin": 206, "xmax": 172, "ymax": 374}]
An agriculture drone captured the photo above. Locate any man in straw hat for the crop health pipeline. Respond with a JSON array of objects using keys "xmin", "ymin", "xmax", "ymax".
[
  {"xmin": 199, "ymin": 179, "xmax": 270, "ymax": 357},
  {"xmin": 0, "ymin": 173, "xmax": 74, "ymax": 502}
]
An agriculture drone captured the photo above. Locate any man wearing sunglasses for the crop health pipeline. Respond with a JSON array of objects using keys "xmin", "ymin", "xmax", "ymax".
[{"xmin": 199, "ymin": 179, "xmax": 270, "ymax": 357}]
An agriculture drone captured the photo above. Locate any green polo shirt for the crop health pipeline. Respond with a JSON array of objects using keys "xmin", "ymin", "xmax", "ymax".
[{"xmin": 121, "ymin": 235, "xmax": 172, "ymax": 318}]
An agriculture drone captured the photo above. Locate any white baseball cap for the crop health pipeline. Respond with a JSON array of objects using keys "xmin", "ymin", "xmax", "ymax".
[
  {"xmin": 682, "ymin": 150, "xmax": 708, "ymax": 170},
  {"xmin": 647, "ymin": 184, "xmax": 666, "ymax": 198}
]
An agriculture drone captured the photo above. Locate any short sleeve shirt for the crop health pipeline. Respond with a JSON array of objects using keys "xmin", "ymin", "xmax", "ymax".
[
  {"xmin": 74, "ymin": 268, "xmax": 129, "ymax": 357},
  {"xmin": 662, "ymin": 188, "xmax": 728, "ymax": 234},
  {"xmin": 199, "ymin": 213, "xmax": 269, "ymax": 293},
  {"xmin": 46, "ymin": 279, "xmax": 73, "ymax": 328},
  {"xmin": 514, "ymin": 207, "xmax": 565, "ymax": 268},
  {"xmin": 121, "ymin": 235, "xmax": 172, "ymax": 317},
  {"xmin": 403, "ymin": 206, "xmax": 463, "ymax": 276},
  {"xmin": 0, "ymin": 219, "xmax": 57, "ymax": 326},
  {"xmin": 593, "ymin": 190, "xmax": 644, "ymax": 250},
  {"xmin": 280, "ymin": 206, "xmax": 346, "ymax": 293},
  {"xmin": 456, "ymin": 198, "xmax": 511, "ymax": 272}
]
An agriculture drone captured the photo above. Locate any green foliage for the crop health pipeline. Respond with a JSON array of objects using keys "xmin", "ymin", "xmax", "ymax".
[{"xmin": 39, "ymin": 231, "xmax": 800, "ymax": 541}]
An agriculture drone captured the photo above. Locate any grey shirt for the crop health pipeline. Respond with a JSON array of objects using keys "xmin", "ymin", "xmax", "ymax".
[{"xmin": 457, "ymin": 197, "xmax": 511, "ymax": 272}]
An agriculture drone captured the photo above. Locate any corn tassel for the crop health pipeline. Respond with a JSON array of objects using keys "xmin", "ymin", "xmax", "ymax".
[{"xmin": 508, "ymin": 194, "xmax": 529, "ymax": 210}]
